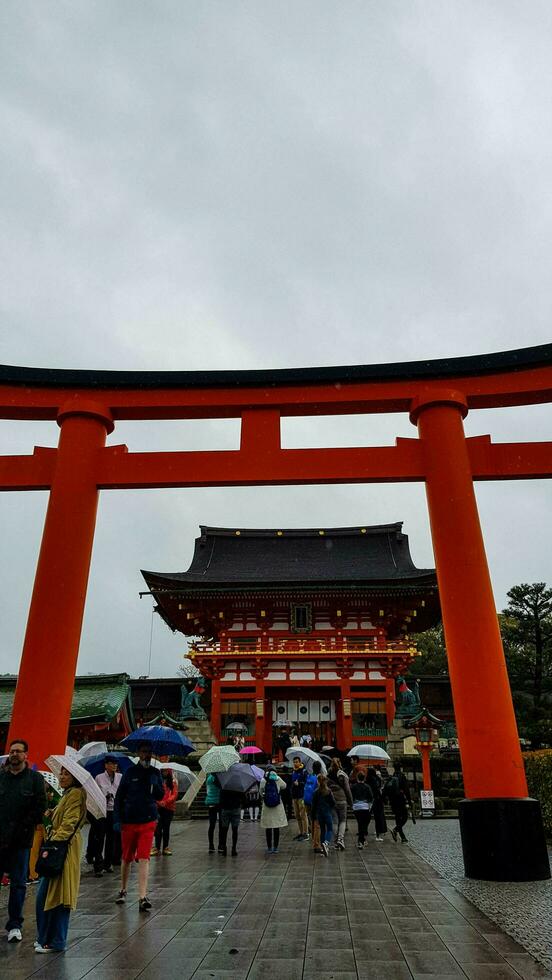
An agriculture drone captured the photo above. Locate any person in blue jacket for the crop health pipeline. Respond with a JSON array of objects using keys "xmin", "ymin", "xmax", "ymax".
[{"xmin": 113, "ymin": 742, "xmax": 164, "ymax": 912}]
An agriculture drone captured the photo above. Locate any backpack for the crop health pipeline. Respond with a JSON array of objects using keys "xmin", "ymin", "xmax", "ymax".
[
  {"xmin": 303, "ymin": 773, "xmax": 318, "ymax": 805},
  {"xmin": 386, "ymin": 776, "xmax": 400, "ymax": 799},
  {"xmin": 264, "ymin": 777, "xmax": 281, "ymax": 808}
]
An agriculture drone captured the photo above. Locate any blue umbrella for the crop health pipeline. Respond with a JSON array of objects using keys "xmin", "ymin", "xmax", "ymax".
[
  {"xmin": 121, "ymin": 725, "xmax": 195, "ymax": 758},
  {"xmin": 81, "ymin": 751, "xmax": 135, "ymax": 778}
]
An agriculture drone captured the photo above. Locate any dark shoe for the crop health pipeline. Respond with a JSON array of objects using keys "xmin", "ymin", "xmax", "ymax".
[
  {"xmin": 139, "ymin": 897, "xmax": 152, "ymax": 912},
  {"xmin": 115, "ymin": 890, "xmax": 127, "ymax": 904},
  {"xmin": 400, "ymin": 836, "xmax": 409, "ymax": 843},
  {"xmin": 220, "ymin": 848, "xmax": 227, "ymax": 857},
  {"xmin": 94, "ymin": 870, "xmax": 104, "ymax": 878},
  {"xmin": 208, "ymin": 846, "xmax": 215, "ymax": 853},
  {"xmin": 104, "ymin": 866, "xmax": 114, "ymax": 873},
  {"xmin": 231, "ymin": 849, "xmax": 238, "ymax": 857}
]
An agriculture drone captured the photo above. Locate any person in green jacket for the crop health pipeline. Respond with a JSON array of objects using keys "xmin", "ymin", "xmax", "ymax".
[{"xmin": 205, "ymin": 774, "xmax": 221, "ymax": 853}]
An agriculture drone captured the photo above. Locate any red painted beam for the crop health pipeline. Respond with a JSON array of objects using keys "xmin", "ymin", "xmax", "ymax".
[
  {"xmin": 0, "ymin": 448, "xmax": 57, "ymax": 490},
  {"xmin": 1, "ymin": 437, "xmax": 551, "ymax": 493}
]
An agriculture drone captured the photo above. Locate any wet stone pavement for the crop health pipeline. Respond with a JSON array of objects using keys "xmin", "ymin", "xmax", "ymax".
[{"xmin": 1, "ymin": 817, "xmax": 551, "ymax": 979}]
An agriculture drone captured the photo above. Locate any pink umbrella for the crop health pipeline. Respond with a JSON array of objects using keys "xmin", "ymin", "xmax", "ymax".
[{"xmin": 239, "ymin": 745, "xmax": 263, "ymax": 754}]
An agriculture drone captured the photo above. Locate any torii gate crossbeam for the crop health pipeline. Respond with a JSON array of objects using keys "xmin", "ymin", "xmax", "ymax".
[{"xmin": 1, "ymin": 344, "xmax": 551, "ymax": 882}]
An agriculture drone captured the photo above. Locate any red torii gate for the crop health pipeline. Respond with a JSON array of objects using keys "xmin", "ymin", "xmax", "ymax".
[{"xmin": 1, "ymin": 345, "xmax": 551, "ymax": 881}]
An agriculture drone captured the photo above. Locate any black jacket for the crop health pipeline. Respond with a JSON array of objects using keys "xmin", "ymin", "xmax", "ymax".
[
  {"xmin": 114, "ymin": 763, "xmax": 164, "ymax": 825},
  {"xmin": 351, "ymin": 782, "xmax": 374, "ymax": 806},
  {"xmin": 0, "ymin": 765, "xmax": 47, "ymax": 849}
]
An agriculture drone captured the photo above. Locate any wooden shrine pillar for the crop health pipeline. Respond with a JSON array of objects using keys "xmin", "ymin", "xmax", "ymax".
[
  {"xmin": 210, "ymin": 677, "xmax": 221, "ymax": 743},
  {"xmin": 412, "ymin": 391, "xmax": 550, "ymax": 880},
  {"xmin": 255, "ymin": 678, "xmax": 267, "ymax": 751},
  {"xmin": 7, "ymin": 403, "xmax": 113, "ymax": 767},
  {"xmin": 336, "ymin": 679, "xmax": 353, "ymax": 751}
]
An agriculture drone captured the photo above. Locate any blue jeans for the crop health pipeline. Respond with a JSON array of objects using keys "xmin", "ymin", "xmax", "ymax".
[
  {"xmin": 35, "ymin": 877, "xmax": 70, "ymax": 951},
  {"xmin": 0, "ymin": 846, "xmax": 30, "ymax": 931},
  {"xmin": 317, "ymin": 810, "xmax": 333, "ymax": 845}
]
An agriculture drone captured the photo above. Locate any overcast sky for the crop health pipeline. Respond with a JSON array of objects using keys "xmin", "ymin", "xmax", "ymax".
[{"xmin": 0, "ymin": 1, "xmax": 550, "ymax": 680}]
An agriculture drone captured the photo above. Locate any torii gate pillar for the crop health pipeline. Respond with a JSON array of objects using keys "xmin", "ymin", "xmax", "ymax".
[
  {"xmin": 412, "ymin": 391, "xmax": 550, "ymax": 881},
  {"xmin": 7, "ymin": 402, "xmax": 113, "ymax": 761}
]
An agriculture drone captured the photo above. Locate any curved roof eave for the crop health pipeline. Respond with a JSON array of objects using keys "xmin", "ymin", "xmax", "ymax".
[{"xmin": 1, "ymin": 343, "xmax": 551, "ymax": 389}]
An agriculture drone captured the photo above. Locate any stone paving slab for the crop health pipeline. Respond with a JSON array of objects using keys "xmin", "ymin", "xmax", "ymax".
[
  {"xmin": 407, "ymin": 818, "xmax": 552, "ymax": 975},
  {"xmin": 0, "ymin": 817, "xmax": 551, "ymax": 978}
]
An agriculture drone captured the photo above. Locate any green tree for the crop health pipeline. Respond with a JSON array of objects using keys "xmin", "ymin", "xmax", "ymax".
[
  {"xmin": 501, "ymin": 583, "xmax": 552, "ymax": 748},
  {"xmin": 410, "ymin": 623, "xmax": 448, "ymax": 675},
  {"xmin": 501, "ymin": 583, "xmax": 552, "ymax": 705}
]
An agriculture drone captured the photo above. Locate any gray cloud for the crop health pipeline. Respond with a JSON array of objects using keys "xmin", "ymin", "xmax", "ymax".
[{"xmin": 0, "ymin": 1, "xmax": 550, "ymax": 676}]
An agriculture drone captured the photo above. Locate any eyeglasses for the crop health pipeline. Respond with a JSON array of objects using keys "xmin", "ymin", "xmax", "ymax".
[{"xmin": 9, "ymin": 749, "xmax": 26, "ymax": 754}]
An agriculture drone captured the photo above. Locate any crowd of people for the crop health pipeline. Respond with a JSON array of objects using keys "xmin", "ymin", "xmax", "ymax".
[
  {"xmin": 0, "ymin": 735, "xmax": 413, "ymax": 955},
  {"xmin": 204, "ymin": 751, "xmax": 413, "ymax": 858},
  {"xmin": 0, "ymin": 736, "xmax": 182, "ymax": 952}
]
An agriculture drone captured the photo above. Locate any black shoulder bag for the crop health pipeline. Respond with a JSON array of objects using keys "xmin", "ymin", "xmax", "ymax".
[{"xmin": 36, "ymin": 805, "xmax": 85, "ymax": 879}]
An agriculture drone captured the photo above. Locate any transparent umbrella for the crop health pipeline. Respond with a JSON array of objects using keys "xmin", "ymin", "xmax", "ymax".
[
  {"xmin": 46, "ymin": 754, "xmax": 106, "ymax": 819},
  {"xmin": 347, "ymin": 744, "xmax": 391, "ymax": 763},
  {"xmin": 285, "ymin": 746, "xmax": 327, "ymax": 773}
]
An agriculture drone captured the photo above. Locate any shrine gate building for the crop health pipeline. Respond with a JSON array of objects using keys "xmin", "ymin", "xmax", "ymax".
[{"xmin": 142, "ymin": 523, "xmax": 440, "ymax": 754}]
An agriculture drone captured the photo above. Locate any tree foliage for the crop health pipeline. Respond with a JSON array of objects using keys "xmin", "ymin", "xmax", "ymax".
[
  {"xmin": 500, "ymin": 583, "xmax": 552, "ymax": 704},
  {"xmin": 501, "ymin": 583, "xmax": 552, "ymax": 748},
  {"xmin": 411, "ymin": 584, "xmax": 552, "ymax": 747},
  {"xmin": 410, "ymin": 623, "xmax": 448, "ymax": 675}
]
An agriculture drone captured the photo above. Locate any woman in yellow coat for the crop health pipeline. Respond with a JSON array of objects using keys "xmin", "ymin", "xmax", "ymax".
[{"xmin": 34, "ymin": 767, "xmax": 87, "ymax": 953}]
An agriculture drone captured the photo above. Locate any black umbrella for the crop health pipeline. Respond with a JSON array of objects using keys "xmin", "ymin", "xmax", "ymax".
[{"xmin": 216, "ymin": 763, "xmax": 257, "ymax": 793}]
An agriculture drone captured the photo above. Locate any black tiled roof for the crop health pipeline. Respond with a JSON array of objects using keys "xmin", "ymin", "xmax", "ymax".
[{"xmin": 142, "ymin": 524, "xmax": 436, "ymax": 589}]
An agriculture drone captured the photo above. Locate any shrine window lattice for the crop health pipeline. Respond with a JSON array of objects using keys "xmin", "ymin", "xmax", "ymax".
[{"xmin": 290, "ymin": 603, "xmax": 312, "ymax": 633}]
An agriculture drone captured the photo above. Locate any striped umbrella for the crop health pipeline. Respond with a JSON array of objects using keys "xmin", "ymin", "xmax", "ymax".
[{"xmin": 199, "ymin": 745, "xmax": 240, "ymax": 773}]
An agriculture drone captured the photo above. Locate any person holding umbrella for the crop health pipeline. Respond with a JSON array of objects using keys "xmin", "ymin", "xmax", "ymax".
[
  {"xmin": 151, "ymin": 769, "xmax": 178, "ymax": 856},
  {"xmin": 113, "ymin": 742, "xmax": 164, "ymax": 911},
  {"xmin": 259, "ymin": 765, "xmax": 287, "ymax": 853},
  {"xmin": 93, "ymin": 755, "xmax": 122, "ymax": 874},
  {"xmin": 35, "ymin": 752, "xmax": 106, "ymax": 954},
  {"xmin": 34, "ymin": 764, "xmax": 88, "ymax": 953},
  {"xmin": 215, "ymin": 763, "xmax": 257, "ymax": 857}
]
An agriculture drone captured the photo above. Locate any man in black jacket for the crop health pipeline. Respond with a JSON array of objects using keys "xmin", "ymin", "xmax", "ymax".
[
  {"xmin": 0, "ymin": 738, "xmax": 46, "ymax": 943},
  {"xmin": 113, "ymin": 742, "xmax": 164, "ymax": 912}
]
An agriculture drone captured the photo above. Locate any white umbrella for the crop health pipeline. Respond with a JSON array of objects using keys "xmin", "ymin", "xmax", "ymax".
[
  {"xmin": 347, "ymin": 744, "xmax": 391, "ymax": 763},
  {"xmin": 77, "ymin": 741, "xmax": 108, "ymax": 761},
  {"xmin": 285, "ymin": 746, "xmax": 327, "ymax": 774},
  {"xmin": 131, "ymin": 757, "xmax": 197, "ymax": 792},
  {"xmin": 39, "ymin": 770, "xmax": 61, "ymax": 793},
  {"xmin": 64, "ymin": 746, "xmax": 79, "ymax": 759},
  {"xmin": 46, "ymin": 754, "xmax": 106, "ymax": 819},
  {"xmin": 199, "ymin": 745, "xmax": 240, "ymax": 773}
]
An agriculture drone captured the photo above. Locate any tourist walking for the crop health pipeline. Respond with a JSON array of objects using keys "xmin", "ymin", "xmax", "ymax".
[
  {"xmin": 34, "ymin": 766, "xmax": 87, "ymax": 953},
  {"xmin": 0, "ymin": 739, "xmax": 46, "ymax": 943},
  {"xmin": 152, "ymin": 769, "xmax": 178, "ymax": 855},
  {"xmin": 205, "ymin": 773, "xmax": 221, "ymax": 853},
  {"xmin": 303, "ymin": 760, "xmax": 322, "ymax": 853},
  {"xmin": 367, "ymin": 767, "xmax": 387, "ymax": 841},
  {"xmin": 290, "ymin": 756, "xmax": 309, "ymax": 841},
  {"xmin": 327, "ymin": 757, "xmax": 353, "ymax": 850},
  {"xmin": 244, "ymin": 782, "xmax": 261, "ymax": 820},
  {"xmin": 113, "ymin": 741, "xmax": 164, "ymax": 911},
  {"xmin": 277, "ymin": 728, "xmax": 291, "ymax": 762},
  {"xmin": 351, "ymin": 772, "xmax": 373, "ymax": 848},
  {"xmin": 217, "ymin": 784, "xmax": 246, "ymax": 856},
  {"xmin": 311, "ymin": 774, "xmax": 336, "ymax": 858},
  {"xmin": 259, "ymin": 765, "xmax": 288, "ymax": 853},
  {"xmin": 93, "ymin": 755, "xmax": 122, "ymax": 873},
  {"xmin": 384, "ymin": 766, "xmax": 411, "ymax": 843}
]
